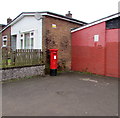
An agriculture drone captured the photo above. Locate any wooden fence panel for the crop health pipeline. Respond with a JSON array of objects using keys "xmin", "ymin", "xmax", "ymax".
[{"xmin": 1, "ymin": 48, "xmax": 44, "ymax": 68}]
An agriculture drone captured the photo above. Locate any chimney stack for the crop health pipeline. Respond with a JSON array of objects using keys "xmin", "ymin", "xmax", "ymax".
[
  {"xmin": 7, "ymin": 18, "xmax": 12, "ymax": 24},
  {"xmin": 65, "ymin": 11, "xmax": 72, "ymax": 18}
]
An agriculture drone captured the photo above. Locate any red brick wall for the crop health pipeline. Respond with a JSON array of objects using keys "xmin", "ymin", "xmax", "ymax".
[{"xmin": 42, "ymin": 16, "xmax": 82, "ymax": 70}]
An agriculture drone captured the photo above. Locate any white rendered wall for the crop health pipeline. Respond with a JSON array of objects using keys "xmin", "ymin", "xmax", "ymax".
[{"xmin": 11, "ymin": 16, "xmax": 42, "ymax": 49}]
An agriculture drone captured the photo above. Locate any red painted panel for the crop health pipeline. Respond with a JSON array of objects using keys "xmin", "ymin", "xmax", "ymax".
[
  {"xmin": 72, "ymin": 22, "xmax": 119, "ymax": 78},
  {"xmin": 72, "ymin": 22, "xmax": 106, "ymax": 75},
  {"xmin": 106, "ymin": 29, "xmax": 119, "ymax": 77}
]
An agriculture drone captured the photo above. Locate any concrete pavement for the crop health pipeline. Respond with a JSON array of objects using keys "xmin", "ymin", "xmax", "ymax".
[{"xmin": 2, "ymin": 72, "xmax": 118, "ymax": 116}]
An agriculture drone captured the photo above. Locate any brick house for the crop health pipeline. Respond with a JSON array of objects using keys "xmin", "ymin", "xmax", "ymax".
[
  {"xmin": 0, "ymin": 11, "xmax": 87, "ymax": 70},
  {"xmin": 0, "ymin": 26, "xmax": 11, "ymax": 50},
  {"xmin": 0, "ymin": 18, "xmax": 12, "ymax": 50},
  {"xmin": 0, "ymin": 24, "xmax": 6, "ymax": 31},
  {"xmin": 0, "ymin": 24, "xmax": 6, "ymax": 49}
]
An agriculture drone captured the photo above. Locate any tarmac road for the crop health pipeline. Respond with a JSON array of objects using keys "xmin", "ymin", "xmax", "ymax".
[{"xmin": 2, "ymin": 72, "xmax": 118, "ymax": 116}]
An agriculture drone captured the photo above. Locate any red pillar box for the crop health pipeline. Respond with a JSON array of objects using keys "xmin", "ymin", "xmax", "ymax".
[{"xmin": 49, "ymin": 49, "xmax": 58, "ymax": 76}]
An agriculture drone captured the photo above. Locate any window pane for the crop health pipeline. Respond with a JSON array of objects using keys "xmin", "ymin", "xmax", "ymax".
[
  {"xmin": 24, "ymin": 33, "xmax": 30, "ymax": 49},
  {"xmin": 11, "ymin": 35, "xmax": 17, "ymax": 51},
  {"xmin": 21, "ymin": 39, "xmax": 23, "ymax": 49},
  {"xmin": 3, "ymin": 41, "xmax": 7, "ymax": 46},
  {"xmin": 3, "ymin": 37, "xmax": 7, "ymax": 39},
  {"xmin": 31, "ymin": 38, "xmax": 34, "ymax": 49},
  {"xmin": 2, "ymin": 36, "xmax": 7, "ymax": 41},
  {"xmin": 31, "ymin": 32, "xmax": 34, "ymax": 36}
]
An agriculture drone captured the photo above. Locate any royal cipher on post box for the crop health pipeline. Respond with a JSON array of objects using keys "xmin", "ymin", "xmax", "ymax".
[{"xmin": 49, "ymin": 49, "xmax": 58, "ymax": 76}]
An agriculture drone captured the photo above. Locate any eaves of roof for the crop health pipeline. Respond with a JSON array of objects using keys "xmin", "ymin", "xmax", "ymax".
[
  {"xmin": 71, "ymin": 12, "xmax": 120, "ymax": 33},
  {"xmin": 0, "ymin": 11, "xmax": 87, "ymax": 33}
]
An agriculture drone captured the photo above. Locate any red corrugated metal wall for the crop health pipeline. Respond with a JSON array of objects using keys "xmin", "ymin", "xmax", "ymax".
[
  {"xmin": 106, "ymin": 29, "xmax": 118, "ymax": 77},
  {"xmin": 72, "ymin": 22, "xmax": 119, "ymax": 78}
]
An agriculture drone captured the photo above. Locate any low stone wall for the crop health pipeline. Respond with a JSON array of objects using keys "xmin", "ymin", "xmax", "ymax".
[{"xmin": 0, "ymin": 65, "xmax": 45, "ymax": 81}]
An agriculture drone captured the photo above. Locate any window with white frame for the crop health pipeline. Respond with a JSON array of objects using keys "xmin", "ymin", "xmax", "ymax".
[
  {"xmin": 21, "ymin": 31, "xmax": 34, "ymax": 49},
  {"xmin": 24, "ymin": 33, "xmax": 30, "ymax": 49},
  {"xmin": 2, "ymin": 35, "xmax": 7, "ymax": 47},
  {"xmin": 11, "ymin": 35, "xmax": 17, "ymax": 51},
  {"xmin": 30, "ymin": 32, "xmax": 34, "ymax": 49}
]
